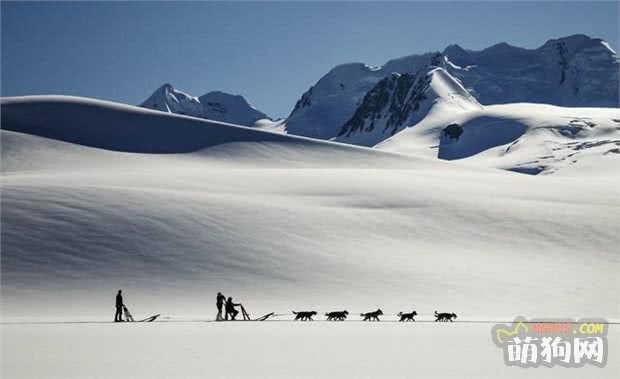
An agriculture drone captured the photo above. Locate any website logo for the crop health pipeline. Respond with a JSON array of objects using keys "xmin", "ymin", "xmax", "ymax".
[{"xmin": 491, "ymin": 317, "xmax": 608, "ymax": 368}]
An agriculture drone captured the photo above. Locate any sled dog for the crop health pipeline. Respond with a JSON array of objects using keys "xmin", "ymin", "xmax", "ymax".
[
  {"xmin": 434, "ymin": 311, "xmax": 457, "ymax": 322},
  {"xmin": 398, "ymin": 311, "xmax": 418, "ymax": 322},
  {"xmin": 292, "ymin": 311, "xmax": 317, "ymax": 321},
  {"xmin": 325, "ymin": 310, "xmax": 349, "ymax": 321},
  {"xmin": 361, "ymin": 309, "xmax": 383, "ymax": 321}
]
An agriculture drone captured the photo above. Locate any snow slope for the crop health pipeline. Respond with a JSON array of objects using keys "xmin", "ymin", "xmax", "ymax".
[
  {"xmin": 1, "ymin": 95, "xmax": 618, "ymax": 323},
  {"xmin": 141, "ymin": 84, "xmax": 271, "ymax": 127},
  {"xmin": 376, "ymin": 101, "xmax": 620, "ymax": 175}
]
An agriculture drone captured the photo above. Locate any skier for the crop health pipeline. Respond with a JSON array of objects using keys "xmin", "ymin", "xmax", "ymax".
[
  {"xmin": 216, "ymin": 292, "xmax": 226, "ymax": 321},
  {"xmin": 225, "ymin": 296, "xmax": 240, "ymax": 320},
  {"xmin": 115, "ymin": 289, "xmax": 124, "ymax": 322}
]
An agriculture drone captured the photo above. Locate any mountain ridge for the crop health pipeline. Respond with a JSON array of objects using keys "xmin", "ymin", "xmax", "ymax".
[{"xmin": 285, "ymin": 34, "xmax": 618, "ymax": 142}]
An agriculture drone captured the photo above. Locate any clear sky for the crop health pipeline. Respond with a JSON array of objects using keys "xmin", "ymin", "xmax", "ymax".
[{"xmin": 2, "ymin": 1, "xmax": 618, "ymax": 118}]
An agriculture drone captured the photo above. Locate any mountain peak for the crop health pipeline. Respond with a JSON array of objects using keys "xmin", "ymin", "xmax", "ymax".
[
  {"xmin": 553, "ymin": 33, "xmax": 594, "ymax": 44},
  {"xmin": 483, "ymin": 42, "xmax": 521, "ymax": 53},
  {"xmin": 443, "ymin": 44, "xmax": 468, "ymax": 56},
  {"xmin": 141, "ymin": 85, "xmax": 270, "ymax": 126},
  {"xmin": 539, "ymin": 34, "xmax": 614, "ymax": 56},
  {"xmin": 334, "ymin": 67, "xmax": 480, "ymax": 146},
  {"xmin": 151, "ymin": 83, "xmax": 175, "ymax": 95},
  {"xmin": 541, "ymin": 34, "xmax": 591, "ymax": 46}
]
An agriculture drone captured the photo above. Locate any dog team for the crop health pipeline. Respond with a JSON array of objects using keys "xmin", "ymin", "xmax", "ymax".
[
  {"xmin": 214, "ymin": 292, "xmax": 457, "ymax": 322},
  {"xmin": 292, "ymin": 309, "xmax": 458, "ymax": 322}
]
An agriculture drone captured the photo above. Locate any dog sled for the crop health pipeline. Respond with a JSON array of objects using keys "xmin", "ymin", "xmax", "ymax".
[
  {"xmin": 123, "ymin": 305, "xmax": 160, "ymax": 322},
  {"xmin": 223, "ymin": 304, "xmax": 275, "ymax": 321}
]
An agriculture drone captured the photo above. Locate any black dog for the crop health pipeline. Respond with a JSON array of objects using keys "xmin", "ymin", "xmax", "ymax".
[
  {"xmin": 434, "ymin": 311, "xmax": 457, "ymax": 322},
  {"xmin": 398, "ymin": 311, "xmax": 418, "ymax": 322},
  {"xmin": 361, "ymin": 309, "xmax": 383, "ymax": 321},
  {"xmin": 325, "ymin": 310, "xmax": 349, "ymax": 321},
  {"xmin": 292, "ymin": 311, "xmax": 317, "ymax": 321}
]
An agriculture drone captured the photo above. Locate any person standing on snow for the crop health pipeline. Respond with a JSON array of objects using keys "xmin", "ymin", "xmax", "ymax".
[
  {"xmin": 216, "ymin": 292, "xmax": 226, "ymax": 321},
  {"xmin": 115, "ymin": 289, "xmax": 124, "ymax": 322}
]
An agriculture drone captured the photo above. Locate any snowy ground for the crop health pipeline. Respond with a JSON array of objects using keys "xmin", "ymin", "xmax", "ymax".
[
  {"xmin": 1, "ymin": 96, "xmax": 618, "ymax": 377},
  {"xmin": 2, "ymin": 322, "xmax": 619, "ymax": 378}
]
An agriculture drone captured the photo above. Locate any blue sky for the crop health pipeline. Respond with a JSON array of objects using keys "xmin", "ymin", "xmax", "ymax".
[{"xmin": 2, "ymin": 1, "xmax": 618, "ymax": 118}]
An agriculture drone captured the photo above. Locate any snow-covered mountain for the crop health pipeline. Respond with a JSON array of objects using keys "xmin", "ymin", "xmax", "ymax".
[
  {"xmin": 140, "ymin": 84, "xmax": 271, "ymax": 127},
  {"xmin": 139, "ymin": 35, "xmax": 617, "ymax": 143},
  {"xmin": 135, "ymin": 34, "xmax": 618, "ymax": 174},
  {"xmin": 326, "ymin": 67, "xmax": 619, "ymax": 175},
  {"xmin": 285, "ymin": 53, "xmax": 440, "ymax": 140},
  {"xmin": 443, "ymin": 34, "xmax": 619, "ymax": 107},
  {"xmin": 286, "ymin": 34, "xmax": 618, "ymax": 141}
]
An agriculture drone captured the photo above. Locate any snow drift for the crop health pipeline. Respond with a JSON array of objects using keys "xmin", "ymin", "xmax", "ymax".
[{"xmin": 0, "ymin": 95, "xmax": 414, "ymax": 162}]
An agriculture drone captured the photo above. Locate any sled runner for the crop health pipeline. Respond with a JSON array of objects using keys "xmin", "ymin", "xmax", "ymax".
[
  {"xmin": 253, "ymin": 312, "xmax": 275, "ymax": 321},
  {"xmin": 236, "ymin": 305, "xmax": 274, "ymax": 321},
  {"xmin": 123, "ymin": 305, "xmax": 160, "ymax": 322},
  {"xmin": 139, "ymin": 314, "xmax": 160, "ymax": 322}
]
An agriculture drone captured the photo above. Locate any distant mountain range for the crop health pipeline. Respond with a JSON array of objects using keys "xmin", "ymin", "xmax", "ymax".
[{"xmin": 139, "ymin": 34, "xmax": 619, "ymax": 173}]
